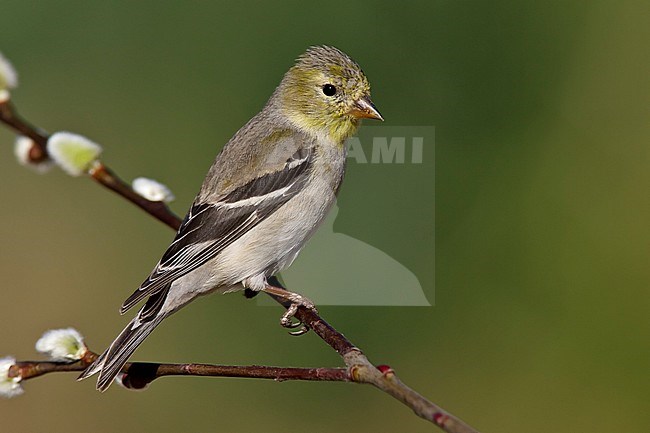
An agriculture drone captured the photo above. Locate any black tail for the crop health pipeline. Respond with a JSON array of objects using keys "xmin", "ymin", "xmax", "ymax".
[{"xmin": 78, "ymin": 314, "xmax": 165, "ymax": 391}]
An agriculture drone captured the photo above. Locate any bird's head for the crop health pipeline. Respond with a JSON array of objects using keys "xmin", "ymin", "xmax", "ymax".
[{"xmin": 277, "ymin": 45, "xmax": 383, "ymax": 143}]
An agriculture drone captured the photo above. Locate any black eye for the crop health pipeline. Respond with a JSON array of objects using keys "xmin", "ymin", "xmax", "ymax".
[{"xmin": 322, "ymin": 84, "xmax": 337, "ymax": 96}]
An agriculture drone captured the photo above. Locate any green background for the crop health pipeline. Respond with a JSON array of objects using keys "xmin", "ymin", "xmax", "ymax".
[{"xmin": 1, "ymin": 1, "xmax": 648, "ymax": 432}]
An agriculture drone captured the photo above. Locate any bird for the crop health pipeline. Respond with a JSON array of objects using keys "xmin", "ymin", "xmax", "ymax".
[{"xmin": 79, "ymin": 45, "xmax": 383, "ymax": 391}]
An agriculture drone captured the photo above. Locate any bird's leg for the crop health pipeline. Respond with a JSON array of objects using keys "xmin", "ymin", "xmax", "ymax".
[{"xmin": 262, "ymin": 283, "xmax": 318, "ymax": 336}]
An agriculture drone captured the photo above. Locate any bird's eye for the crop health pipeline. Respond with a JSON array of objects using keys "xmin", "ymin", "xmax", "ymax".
[{"xmin": 322, "ymin": 84, "xmax": 337, "ymax": 96}]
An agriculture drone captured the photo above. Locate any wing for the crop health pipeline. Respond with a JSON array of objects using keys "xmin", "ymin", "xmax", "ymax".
[{"xmin": 120, "ymin": 145, "xmax": 314, "ymax": 316}]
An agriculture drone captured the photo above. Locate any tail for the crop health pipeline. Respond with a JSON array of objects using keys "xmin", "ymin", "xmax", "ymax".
[{"xmin": 78, "ymin": 313, "xmax": 165, "ymax": 391}]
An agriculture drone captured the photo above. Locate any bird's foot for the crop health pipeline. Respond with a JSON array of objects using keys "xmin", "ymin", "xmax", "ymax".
[
  {"xmin": 280, "ymin": 304, "xmax": 311, "ymax": 336},
  {"xmin": 262, "ymin": 285, "xmax": 318, "ymax": 336}
]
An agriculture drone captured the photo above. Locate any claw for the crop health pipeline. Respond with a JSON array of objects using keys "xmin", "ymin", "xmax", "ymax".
[
  {"xmin": 289, "ymin": 325, "xmax": 310, "ymax": 336},
  {"xmin": 283, "ymin": 318, "xmax": 304, "ymax": 329},
  {"xmin": 279, "ymin": 303, "xmax": 310, "ymax": 336}
]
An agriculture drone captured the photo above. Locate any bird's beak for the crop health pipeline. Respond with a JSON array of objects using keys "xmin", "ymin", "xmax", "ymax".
[{"xmin": 350, "ymin": 96, "xmax": 384, "ymax": 121}]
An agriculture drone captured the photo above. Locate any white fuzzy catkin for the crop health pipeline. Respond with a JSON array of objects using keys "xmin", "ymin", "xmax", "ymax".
[
  {"xmin": 132, "ymin": 177, "xmax": 175, "ymax": 203},
  {"xmin": 0, "ymin": 356, "xmax": 23, "ymax": 398},
  {"xmin": 35, "ymin": 328, "xmax": 87, "ymax": 361},
  {"xmin": 47, "ymin": 132, "xmax": 103, "ymax": 176},
  {"xmin": 0, "ymin": 52, "xmax": 18, "ymax": 91},
  {"xmin": 14, "ymin": 136, "xmax": 53, "ymax": 173}
]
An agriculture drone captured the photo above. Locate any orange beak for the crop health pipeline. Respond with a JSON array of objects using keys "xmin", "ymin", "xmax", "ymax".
[{"xmin": 349, "ymin": 96, "xmax": 384, "ymax": 121}]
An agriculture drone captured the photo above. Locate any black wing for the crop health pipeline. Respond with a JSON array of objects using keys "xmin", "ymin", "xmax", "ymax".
[{"xmin": 120, "ymin": 147, "xmax": 313, "ymax": 317}]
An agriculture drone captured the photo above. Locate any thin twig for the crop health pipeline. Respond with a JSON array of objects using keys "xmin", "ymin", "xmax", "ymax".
[
  {"xmin": 9, "ymin": 348, "xmax": 476, "ymax": 432},
  {"xmin": 10, "ymin": 351, "xmax": 349, "ymax": 390},
  {"xmin": 88, "ymin": 162, "xmax": 181, "ymax": 230},
  {"xmin": 1, "ymin": 96, "xmax": 480, "ymax": 433},
  {"xmin": 0, "ymin": 99, "xmax": 181, "ymax": 230},
  {"xmin": 0, "ymin": 99, "xmax": 49, "ymax": 160}
]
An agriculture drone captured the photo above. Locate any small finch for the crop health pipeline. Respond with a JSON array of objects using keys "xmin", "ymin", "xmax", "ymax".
[{"xmin": 80, "ymin": 45, "xmax": 383, "ymax": 391}]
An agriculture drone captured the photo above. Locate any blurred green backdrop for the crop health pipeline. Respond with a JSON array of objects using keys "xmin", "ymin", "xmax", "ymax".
[{"xmin": 1, "ymin": 1, "xmax": 648, "ymax": 432}]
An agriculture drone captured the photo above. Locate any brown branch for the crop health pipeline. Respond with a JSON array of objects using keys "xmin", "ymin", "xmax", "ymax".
[
  {"xmin": 1, "ymin": 95, "xmax": 481, "ymax": 433},
  {"xmin": 88, "ymin": 163, "xmax": 181, "ymax": 230},
  {"xmin": 0, "ymin": 99, "xmax": 181, "ymax": 230},
  {"xmin": 10, "ymin": 351, "xmax": 349, "ymax": 390},
  {"xmin": 10, "ymin": 349, "xmax": 475, "ymax": 433}
]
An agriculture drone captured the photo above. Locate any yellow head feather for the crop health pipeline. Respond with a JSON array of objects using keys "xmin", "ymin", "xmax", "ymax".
[{"xmin": 278, "ymin": 46, "xmax": 376, "ymax": 144}]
